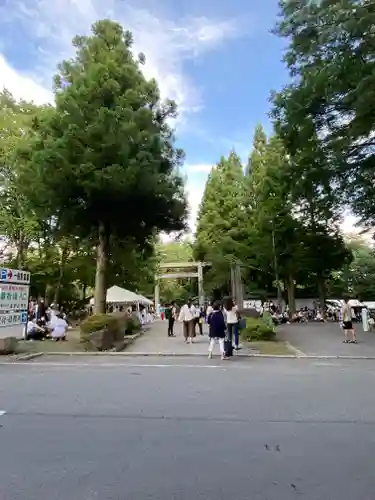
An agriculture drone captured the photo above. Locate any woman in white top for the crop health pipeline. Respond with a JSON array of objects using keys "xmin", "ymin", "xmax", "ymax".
[
  {"xmin": 51, "ymin": 313, "xmax": 68, "ymax": 341},
  {"xmin": 224, "ymin": 297, "xmax": 240, "ymax": 350}
]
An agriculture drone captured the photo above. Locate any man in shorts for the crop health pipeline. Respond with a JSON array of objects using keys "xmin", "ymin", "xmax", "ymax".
[{"xmin": 341, "ymin": 298, "xmax": 357, "ymax": 343}]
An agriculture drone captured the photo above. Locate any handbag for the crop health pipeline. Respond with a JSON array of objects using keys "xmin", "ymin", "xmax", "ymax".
[{"xmin": 238, "ymin": 317, "xmax": 246, "ymax": 330}]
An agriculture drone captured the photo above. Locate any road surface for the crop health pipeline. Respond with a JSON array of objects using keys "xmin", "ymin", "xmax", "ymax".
[
  {"xmin": 278, "ymin": 321, "xmax": 375, "ymax": 356},
  {"xmin": 0, "ymin": 357, "xmax": 375, "ymax": 499}
]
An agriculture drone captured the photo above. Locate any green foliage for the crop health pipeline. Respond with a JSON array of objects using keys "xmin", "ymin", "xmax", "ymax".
[
  {"xmin": 80, "ymin": 314, "xmax": 120, "ymax": 336},
  {"xmin": 16, "ymin": 19, "xmax": 187, "ymax": 312},
  {"xmin": 195, "ymin": 151, "xmax": 248, "ymax": 291},
  {"xmin": 327, "ymin": 237, "xmax": 375, "ymax": 300},
  {"xmin": 246, "ymin": 131, "xmax": 303, "ymax": 310},
  {"xmin": 272, "ymin": 0, "xmax": 375, "ymax": 225},
  {"xmin": 240, "ymin": 317, "xmax": 276, "ymax": 341},
  {"xmin": 155, "ymin": 240, "xmax": 196, "ymax": 303},
  {"xmin": 125, "ymin": 315, "xmax": 141, "ymax": 334}
]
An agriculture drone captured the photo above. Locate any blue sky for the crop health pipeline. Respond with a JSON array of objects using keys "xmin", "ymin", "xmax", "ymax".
[{"xmin": 0, "ymin": 0, "xmax": 358, "ymax": 235}]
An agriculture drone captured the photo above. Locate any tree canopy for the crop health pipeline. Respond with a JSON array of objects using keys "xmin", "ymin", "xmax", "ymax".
[
  {"xmin": 195, "ymin": 151, "xmax": 248, "ymax": 292},
  {"xmin": 15, "ymin": 19, "xmax": 187, "ymax": 312},
  {"xmin": 272, "ymin": 0, "xmax": 375, "ymax": 226}
]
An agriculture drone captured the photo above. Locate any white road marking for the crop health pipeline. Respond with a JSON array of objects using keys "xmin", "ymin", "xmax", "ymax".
[
  {"xmin": 0, "ymin": 410, "xmax": 7, "ymax": 416},
  {"xmin": 0, "ymin": 361, "xmax": 228, "ymax": 369}
]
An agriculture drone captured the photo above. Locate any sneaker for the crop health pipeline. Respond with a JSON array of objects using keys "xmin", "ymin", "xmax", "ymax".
[{"xmin": 343, "ymin": 340, "xmax": 349, "ymax": 343}]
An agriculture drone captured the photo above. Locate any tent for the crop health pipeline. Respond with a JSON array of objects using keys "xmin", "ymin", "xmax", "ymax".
[
  {"xmin": 136, "ymin": 294, "xmax": 153, "ymax": 306},
  {"xmin": 106, "ymin": 285, "xmax": 142, "ymax": 304},
  {"xmin": 89, "ymin": 286, "xmax": 149, "ymax": 306}
]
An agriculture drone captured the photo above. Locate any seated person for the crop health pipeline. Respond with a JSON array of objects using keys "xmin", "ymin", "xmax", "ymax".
[
  {"xmin": 368, "ymin": 316, "xmax": 375, "ymax": 331},
  {"xmin": 25, "ymin": 315, "xmax": 45, "ymax": 341},
  {"xmin": 51, "ymin": 313, "xmax": 68, "ymax": 341},
  {"xmin": 315, "ymin": 310, "xmax": 325, "ymax": 322}
]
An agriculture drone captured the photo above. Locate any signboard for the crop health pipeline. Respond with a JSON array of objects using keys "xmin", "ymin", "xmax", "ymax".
[
  {"xmin": 243, "ymin": 300, "xmax": 262, "ymax": 310},
  {"xmin": 0, "ymin": 268, "xmax": 30, "ymax": 284},
  {"xmin": 0, "ymin": 268, "xmax": 30, "ymax": 339},
  {"xmin": 0, "ymin": 311, "xmax": 27, "ymax": 327},
  {"xmin": 0, "ymin": 284, "xmax": 29, "ymax": 311}
]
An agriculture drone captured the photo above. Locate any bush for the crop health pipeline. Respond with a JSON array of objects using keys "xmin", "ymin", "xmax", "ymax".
[
  {"xmin": 240, "ymin": 317, "xmax": 276, "ymax": 341},
  {"xmin": 125, "ymin": 314, "xmax": 141, "ymax": 335},
  {"xmin": 80, "ymin": 312, "xmax": 142, "ymax": 350},
  {"xmin": 80, "ymin": 314, "xmax": 119, "ymax": 336},
  {"xmin": 80, "ymin": 313, "xmax": 127, "ymax": 350}
]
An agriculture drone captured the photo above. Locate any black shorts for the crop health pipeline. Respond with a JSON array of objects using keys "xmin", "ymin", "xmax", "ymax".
[{"xmin": 343, "ymin": 321, "xmax": 353, "ymax": 330}]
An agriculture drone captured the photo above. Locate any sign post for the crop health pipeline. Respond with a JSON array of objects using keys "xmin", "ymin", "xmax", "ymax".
[{"xmin": 0, "ymin": 268, "xmax": 31, "ymax": 339}]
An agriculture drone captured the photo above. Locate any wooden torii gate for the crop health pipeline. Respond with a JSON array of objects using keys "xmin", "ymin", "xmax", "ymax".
[{"xmin": 154, "ymin": 262, "xmax": 209, "ymax": 309}]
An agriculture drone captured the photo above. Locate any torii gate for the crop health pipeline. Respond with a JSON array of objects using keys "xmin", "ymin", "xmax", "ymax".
[{"xmin": 154, "ymin": 262, "xmax": 209, "ymax": 309}]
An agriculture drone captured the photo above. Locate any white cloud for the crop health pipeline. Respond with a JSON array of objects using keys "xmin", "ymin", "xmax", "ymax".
[
  {"xmin": 0, "ymin": 0, "xmax": 239, "ymax": 117},
  {"xmin": 0, "ymin": 55, "xmax": 53, "ymax": 105},
  {"xmin": 186, "ymin": 163, "xmax": 213, "ymax": 173}
]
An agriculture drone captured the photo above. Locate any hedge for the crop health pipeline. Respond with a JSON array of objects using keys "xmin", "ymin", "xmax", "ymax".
[
  {"xmin": 80, "ymin": 313, "xmax": 141, "ymax": 350},
  {"xmin": 240, "ymin": 316, "xmax": 276, "ymax": 341}
]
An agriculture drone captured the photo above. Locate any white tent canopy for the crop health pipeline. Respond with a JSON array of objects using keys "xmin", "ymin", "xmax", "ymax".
[
  {"xmin": 89, "ymin": 286, "xmax": 152, "ymax": 306},
  {"xmin": 136, "ymin": 294, "xmax": 153, "ymax": 306}
]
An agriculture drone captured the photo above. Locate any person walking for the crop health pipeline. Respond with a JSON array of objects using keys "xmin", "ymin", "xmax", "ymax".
[
  {"xmin": 198, "ymin": 306, "xmax": 205, "ymax": 335},
  {"xmin": 166, "ymin": 302, "xmax": 177, "ymax": 337},
  {"xmin": 207, "ymin": 301, "xmax": 227, "ymax": 359},
  {"xmin": 224, "ymin": 297, "xmax": 240, "ymax": 350},
  {"xmin": 179, "ymin": 300, "xmax": 195, "ymax": 343},
  {"xmin": 341, "ymin": 297, "xmax": 357, "ymax": 343}
]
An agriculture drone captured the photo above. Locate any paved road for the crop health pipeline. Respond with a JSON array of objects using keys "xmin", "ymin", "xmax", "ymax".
[
  {"xmin": 1, "ymin": 357, "xmax": 375, "ymax": 499},
  {"xmin": 131, "ymin": 320, "xmax": 261, "ymax": 356},
  {"xmin": 129, "ymin": 320, "xmax": 212, "ymax": 355},
  {"xmin": 278, "ymin": 322, "xmax": 375, "ymax": 356}
]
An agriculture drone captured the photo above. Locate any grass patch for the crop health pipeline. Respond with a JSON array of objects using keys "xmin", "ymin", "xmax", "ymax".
[
  {"xmin": 246, "ymin": 340, "xmax": 294, "ymax": 355},
  {"xmin": 15, "ymin": 327, "xmax": 142, "ymax": 354},
  {"xmin": 16, "ymin": 328, "xmax": 87, "ymax": 354}
]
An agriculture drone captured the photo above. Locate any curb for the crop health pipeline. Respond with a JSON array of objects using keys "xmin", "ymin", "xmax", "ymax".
[
  {"xmin": 284, "ymin": 341, "xmax": 307, "ymax": 358},
  {"xmin": 10, "ymin": 352, "xmax": 44, "ymax": 361},
  {"xmin": 11, "ymin": 352, "xmax": 375, "ymax": 360}
]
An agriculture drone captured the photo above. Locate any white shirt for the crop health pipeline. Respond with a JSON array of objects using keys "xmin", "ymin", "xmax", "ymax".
[
  {"xmin": 52, "ymin": 318, "xmax": 68, "ymax": 338},
  {"xmin": 342, "ymin": 304, "xmax": 352, "ymax": 322},
  {"xmin": 194, "ymin": 307, "xmax": 200, "ymax": 318},
  {"xmin": 225, "ymin": 305, "xmax": 238, "ymax": 324},
  {"xmin": 27, "ymin": 320, "xmax": 37, "ymax": 333},
  {"xmin": 179, "ymin": 304, "xmax": 194, "ymax": 322},
  {"xmin": 206, "ymin": 305, "xmax": 213, "ymax": 317}
]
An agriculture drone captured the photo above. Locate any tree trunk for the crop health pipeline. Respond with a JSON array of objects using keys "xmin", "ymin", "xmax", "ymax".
[
  {"xmin": 286, "ymin": 274, "xmax": 296, "ymax": 315},
  {"xmin": 317, "ymin": 275, "xmax": 326, "ymax": 315},
  {"xmin": 16, "ymin": 233, "xmax": 26, "ymax": 269},
  {"xmin": 271, "ymin": 229, "xmax": 283, "ymax": 307},
  {"xmin": 94, "ymin": 221, "xmax": 109, "ymax": 314},
  {"xmin": 53, "ymin": 244, "xmax": 69, "ymax": 306},
  {"xmin": 82, "ymin": 284, "xmax": 87, "ymax": 301}
]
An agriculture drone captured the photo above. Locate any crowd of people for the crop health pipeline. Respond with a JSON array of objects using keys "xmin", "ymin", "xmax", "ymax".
[
  {"xmin": 161, "ymin": 295, "xmax": 375, "ymax": 352},
  {"xmin": 163, "ymin": 298, "xmax": 244, "ymax": 360},
  {"xmin": 25, "ymin": 298, "xmax": 69, "ymax": 341}
]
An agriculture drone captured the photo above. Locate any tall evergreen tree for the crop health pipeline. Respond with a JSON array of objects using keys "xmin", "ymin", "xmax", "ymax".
[
  {"xmin": 246, "ymin": 123, "xmax": 267, "ymax": 176},
  {"xmin": 17, "ymin": 20, "xmax": 187, "ymax": 313},
  {"xmin": 195, "ymin": 151, "xmax": 247, "ymax": 290}
]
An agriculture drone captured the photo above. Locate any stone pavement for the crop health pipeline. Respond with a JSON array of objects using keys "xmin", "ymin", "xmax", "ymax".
[
  {"xmin": 127, "ymin": 320, "xmax": 212, "ymax": 355},
  {"xmin": 129, "ymin": 320, "xmax": 262, "ymax": 357},
  {"xmin": 278, "ymin": 321, "xmax": 375, "ymax": 357}
]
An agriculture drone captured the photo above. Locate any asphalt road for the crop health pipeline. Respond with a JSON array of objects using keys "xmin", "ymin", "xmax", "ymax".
[
  {"xmin": 1, "ymin": 357, "xmax": 375, "ymax": 500},
  {"xmin": 278, "ymin": 321, "xmax": 375, "ymax": 357}
]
